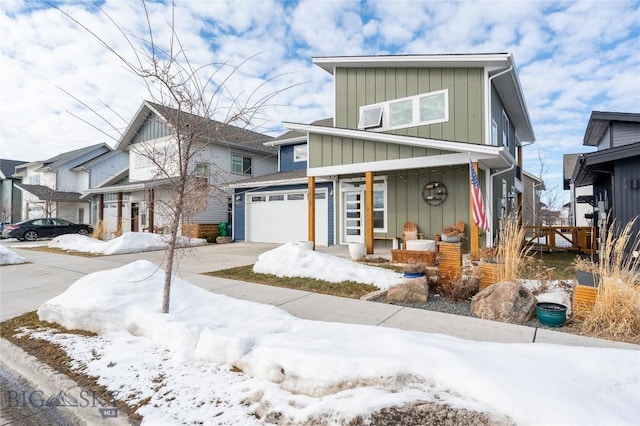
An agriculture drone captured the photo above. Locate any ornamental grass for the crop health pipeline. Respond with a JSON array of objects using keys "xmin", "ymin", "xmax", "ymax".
[
  {"xmin": 580, "ymin": 217, "xmax": 640, "ymax": 342},
  {"xmin": 496, "ymin": 214, "xmax": 533, "ymax": 282}
]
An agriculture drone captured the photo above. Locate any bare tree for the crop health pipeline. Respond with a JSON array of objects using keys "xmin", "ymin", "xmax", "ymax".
[
  {"xmin": 535, "ymin": 146, "xmax": 563, "ymax": 211},
  {"xmin": 57, "ymin": 1, "xmax": 289, "ymax": 313}
]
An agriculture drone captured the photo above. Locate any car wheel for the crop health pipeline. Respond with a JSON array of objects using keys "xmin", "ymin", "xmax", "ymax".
[
  {"xmin": 78, "ymin": 228, "xmax": 89, "ymax": 236},
  {"xmin": 24, "ymin": 231, "xmax": 38, "ymax": 241}
]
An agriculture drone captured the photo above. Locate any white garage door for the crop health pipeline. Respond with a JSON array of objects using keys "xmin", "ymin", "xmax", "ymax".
[{"xmin": 246, "ymin": 190, "xmax": 329, "ymax": 246}]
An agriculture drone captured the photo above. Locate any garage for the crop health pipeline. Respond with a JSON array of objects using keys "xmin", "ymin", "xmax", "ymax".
[{"xmin": 245, "ymin": 189, "xmax": 329, "ymax": 246}]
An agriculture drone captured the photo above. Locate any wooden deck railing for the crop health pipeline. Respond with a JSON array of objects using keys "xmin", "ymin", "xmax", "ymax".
[{"xmin": 523, "ymin": 226, "xmax": 597, "ymax": 255}]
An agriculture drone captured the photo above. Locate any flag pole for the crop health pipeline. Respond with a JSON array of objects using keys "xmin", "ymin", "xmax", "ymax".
[{"xmin": 469, "ymin": 154, "xmax": 480, "ymax": 256}]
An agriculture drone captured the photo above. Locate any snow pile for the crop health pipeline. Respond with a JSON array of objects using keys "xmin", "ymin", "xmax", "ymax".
[
  {"xmin": 0, "ymin": 245, "xmax": 27, "ymax": 265},
  {"xmin": 253, "ymin": 242, "xmax": 403, "ymax": 289},
  {"xmin": 48, "ymin": 232, "xmax": 207, "ymax": 255},
  {"xmin": 38, "ymin": 260, "xmax": 640, "ymax": 425}
]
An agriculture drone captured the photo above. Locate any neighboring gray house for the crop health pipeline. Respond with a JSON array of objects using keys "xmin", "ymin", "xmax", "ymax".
[
  {"xmin": 73, "ymin": 149, "xmax": 129, "ymax": 227},
  {"xmin": 571, "ymin": 111, "xmax": 640, "ymax": 250},
  {"xmin": 0, "ymin": 159, "xmax": 29, "ymax": 223},
  {"xmin": 12, "ymin": 144, "xmax": 111, "ymax": 223},
  {"xmin": 521, "ymin": 171, "xmax": 544, "ymax": 226},
  {"xmin": 83, "ymin": 101, "xmax": 278, "ymax": 236}
]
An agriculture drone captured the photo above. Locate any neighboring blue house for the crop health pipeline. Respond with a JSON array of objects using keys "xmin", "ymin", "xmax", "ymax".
[{"xmin": 230, "ymin": 119, "xmax": 335, "ymax": 246}]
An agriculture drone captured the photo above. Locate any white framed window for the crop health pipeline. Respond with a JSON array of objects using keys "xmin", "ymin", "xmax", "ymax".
[
  {"xmin": 293, "ymin": 145, "xmax": 307, "ymax": 162},
  {"xmin": 359, "ymin": 105, "xmax": 384, "ymax": 129},
  {"xmin": 491, "ymin": 118, "xmax": 498, "ymax": 146},
  {"xmin": 231, "ymin": 154, "xmax": 252, "ymax": 175},
  {"xmin": 195, "ymin": 162, "xmax": 210, "ymax": 183},
  {"xmin": 358, "ymin": 89, "xmax": 449, "ymax": 131},
  {"xmin": 502, "ymin": 110, "xmax": 510, "ymax": 149}
]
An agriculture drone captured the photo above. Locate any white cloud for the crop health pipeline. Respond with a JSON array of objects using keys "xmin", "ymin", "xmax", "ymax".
[{"xmin": 0, "ymin": 0, "xmax": 638, "ymax": 206}]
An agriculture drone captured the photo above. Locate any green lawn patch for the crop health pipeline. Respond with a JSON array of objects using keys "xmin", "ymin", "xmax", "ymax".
[{"xmin": 204, "ymin": 265, "xmax": 379, "ymax": 299}]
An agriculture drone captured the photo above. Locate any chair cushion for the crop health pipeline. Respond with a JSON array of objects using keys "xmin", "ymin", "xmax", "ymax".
[{"xmin": 403, "ymin": 231, "xmax": 418, "ymax": 241}]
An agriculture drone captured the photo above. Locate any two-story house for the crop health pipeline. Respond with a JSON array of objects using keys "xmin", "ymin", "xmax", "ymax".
[
  {"xmin": 235, "ymin": 53, "xmax": 535, "ymax": 254},
  {"xmin": 571, "ymin": 111, "xmax": 640, "ymax": 249},
  {"xmin": 0, "ymin": 159, "xmax": 29, "ymax": 224},
  {"xmin": 83, "ymin": 101, "xmax": 278, "ymax": 236},
  {"xmin": 12, "ymin": 144, "xmax": 111, "ymax": 223}
]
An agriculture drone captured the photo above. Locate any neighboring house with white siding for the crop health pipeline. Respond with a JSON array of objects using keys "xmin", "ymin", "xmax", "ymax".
[
  {"xmin": 12, "ymin": 144, "xmax": 111, "ymax": 223},
  {"xmin": 0, "ymin": 159, "xmax": 29, "ymax": 224},
  {"xmin": 83, "ymin": 101, "xmax": 277, "ymax": 236}
]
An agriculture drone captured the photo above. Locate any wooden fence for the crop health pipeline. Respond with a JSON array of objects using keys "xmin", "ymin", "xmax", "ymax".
[{"xmin": 523, "ymin": 226, "xmax": 596, "ymax": 255}]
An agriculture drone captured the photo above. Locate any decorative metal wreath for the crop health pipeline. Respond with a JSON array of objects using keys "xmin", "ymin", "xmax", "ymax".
[{"xmin": 422, "ymin": 181, "xmax": 448, "ymax": 206}]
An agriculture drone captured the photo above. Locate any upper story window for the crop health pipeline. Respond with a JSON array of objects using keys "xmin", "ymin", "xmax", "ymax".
[
  {"xmin": 293, "ymin": 145, "xmax": 307, "ymax": 162},
  {"xmin": 502, "ymin": 110, "xmax": 510, "ymax": 149},
  {"xmin": 231, "ymin": 153, "xmax": 252, "ymax": 175},
  {"xmin": 28, "ymin": 175, "xmax": 41, "ymax": 185},
  {"xmin": 195, "ymin": 162, "xmax": 210, "ymax": 183},
  {"xmin": 358, "ymin": 89, "xmax": 449, "ymax": 132}
]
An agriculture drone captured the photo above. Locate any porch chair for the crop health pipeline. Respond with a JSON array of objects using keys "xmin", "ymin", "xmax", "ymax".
[{"xmin": 402, "ymin": 221, "xmax": 418, "ymax": 249}]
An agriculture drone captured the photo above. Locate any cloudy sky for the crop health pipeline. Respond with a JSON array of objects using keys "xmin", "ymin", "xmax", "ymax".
[{"xmin": 1, "ymin": 0, "xmax": 639, "ymax": 205}]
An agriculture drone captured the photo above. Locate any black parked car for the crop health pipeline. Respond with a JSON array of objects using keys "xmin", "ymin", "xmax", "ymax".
[{"xmin": 2, "ymin": 218, "xmax": 93, "ymax": 241}]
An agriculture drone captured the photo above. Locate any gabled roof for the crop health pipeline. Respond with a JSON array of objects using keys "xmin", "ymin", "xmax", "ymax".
[
  {"xmin": 0, "ymin": 159, "xmax": 29, "ymax": 180},
  {"xmin": 312, "ymin": 53, "xmax": 535, "ymax": 143},
  {"xmin": 116, "ymin": 101, "xmax": 276, "ymax": 155},
  {"xmin": 583, "ymin": 111, "xmax": 640, "ymax": 146},
  {"xmin": 14, "ymin": 183, "xmax": 84, "ymax": 202},
  {"xmin": 70, "ymin": 150, "xmax": 127, "ymax": 172},
  {"xmin": 35, "ymin": 143, "xmax": 111, "ymax": 172},
  {"xmin": 265, "ymin": 118, "xmax": 333, "ymax": 147}
]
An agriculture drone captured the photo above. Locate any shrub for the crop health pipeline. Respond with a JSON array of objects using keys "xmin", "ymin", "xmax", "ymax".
[
  {"xmin": 93, "ymin": 220, "xmax": 105, "ymax": 240},
  {"xmin": 439, "ymin": 275, "xmax": 479, "ymax": 302},
  {"xmin": 580, "ymin": 217, "xmax": 640, "ymax": 342}
]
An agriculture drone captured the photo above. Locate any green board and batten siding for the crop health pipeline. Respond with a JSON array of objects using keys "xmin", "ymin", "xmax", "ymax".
[
  {"xmin": 309, "ymin": 66, "xmax": 486, "ymax": 248},
  {"xmin": 386, "ymin": 166, "xmax": 473, "ymax": 246}
]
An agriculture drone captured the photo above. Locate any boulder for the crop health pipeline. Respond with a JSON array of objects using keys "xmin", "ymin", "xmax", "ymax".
[
  {"xmin": 471, "ymin": 280, "xmax": 536, "ymax": 324},
  {"xmin": 386, "ymin": 277, "xmax": 428, "ymax": 304}
]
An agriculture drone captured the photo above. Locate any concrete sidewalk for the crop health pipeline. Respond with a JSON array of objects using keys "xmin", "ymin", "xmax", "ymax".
[{"xmin": 1, "ymin": 240, "xmax": 638, "ymax": 350}]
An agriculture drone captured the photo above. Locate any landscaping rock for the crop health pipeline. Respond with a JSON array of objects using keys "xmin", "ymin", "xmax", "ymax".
[
  {"xmin": 386, "ymin": 278, "xmax": 428, "ymax": 304},
  {"xmin": 471, "ymin": 280, "xmax": 536, "ymax": 324}
]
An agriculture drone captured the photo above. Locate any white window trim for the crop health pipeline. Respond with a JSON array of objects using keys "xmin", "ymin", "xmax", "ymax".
[
  {"xmin": 293, "ymin": 144, "xmax": 307, "ymax": 162},
  {"xmin": 358, "ymin": 89, "xmax": 449, "ymax": 132},
  {"xmin": 502, "ymin": 110, "xmax": 510, "ymax": 149},
  {"xmin": 231, "ymin": 153, "xmax": 253, "ymax": 176}
]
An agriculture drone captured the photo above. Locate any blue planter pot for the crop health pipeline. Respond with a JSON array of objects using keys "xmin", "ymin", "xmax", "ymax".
[
  {"xmin": 536, "ymin": 302, "xmax": 567, "ymax": 327},
  {"xmin": 402, "ymin": 272, "xmax": 425, "ymax": 279}
]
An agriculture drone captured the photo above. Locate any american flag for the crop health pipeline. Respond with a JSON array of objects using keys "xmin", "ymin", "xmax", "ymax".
[{"xmin": 469, "ymin": 160, "xmax": 489, "ymax": 231}]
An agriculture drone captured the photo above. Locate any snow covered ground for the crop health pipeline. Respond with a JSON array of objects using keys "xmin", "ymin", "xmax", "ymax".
[
  {"xmin": 0, "ymin": 245, "xmax": 27, "ymax": 265},
  {"xmin": 29, "ymin": 240, "xmax": 640, "ymax": 425}
]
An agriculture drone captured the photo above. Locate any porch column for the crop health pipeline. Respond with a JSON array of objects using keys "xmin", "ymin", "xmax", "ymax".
[
  {"xmin": 148, "ymin": 189, "xmax": 155, "ymax": 232},
  {"xmin": 470, "ymin": 162, "xmax": 480, "ymax": 257},
  {"xmin": 365, "ymin": 171, "xmax": 374, "ymax": 254},
  {"xmin": 98, "ymin": 194, "xmax": 104, "ymax": 221},
  {"xmin": 307, "ymin": 176, "xmax": 316, "ymax": 249},
  {"xmin": 117, "ymin": 192, "xmax": 123, "ymax": 234},
  {"xmin": 517, "ymin": 144, "xmax": 523, "ymax": 226}
]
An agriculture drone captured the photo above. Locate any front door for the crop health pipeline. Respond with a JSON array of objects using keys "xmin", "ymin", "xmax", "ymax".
[{"xmin": 343, "ymin": 191, "xmax": 364, "ymax": 243}]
